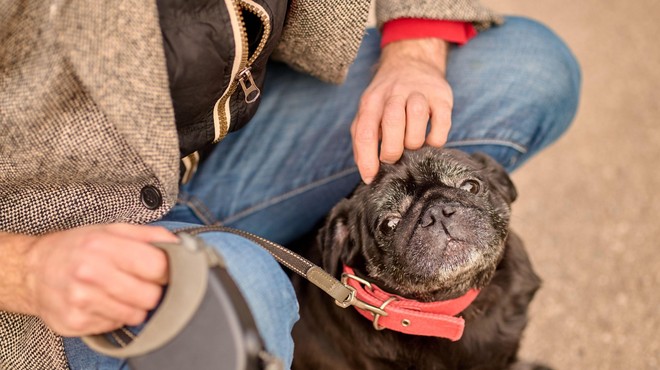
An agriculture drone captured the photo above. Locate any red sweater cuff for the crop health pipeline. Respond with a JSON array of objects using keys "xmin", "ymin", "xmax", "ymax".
[{"xmin": 381, "ymin": 18, "xmax": 477, "ymax": 48}]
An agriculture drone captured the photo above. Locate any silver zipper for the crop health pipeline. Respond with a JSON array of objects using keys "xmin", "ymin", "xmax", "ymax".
[
  {"xmin": 238, "ymin": 67, "xmax": 260, "ymax": 103},
  {"xmin": 236, "ymin": 0, "xmax": 271, "ymax": 103}
]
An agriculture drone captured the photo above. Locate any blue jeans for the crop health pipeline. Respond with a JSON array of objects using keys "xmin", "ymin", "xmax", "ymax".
[{"xmin": 64, "ymin": 17, "xmax": 580, "ymax": 369}]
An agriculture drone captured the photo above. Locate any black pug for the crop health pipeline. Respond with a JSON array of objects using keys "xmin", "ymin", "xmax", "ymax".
[{"xmin": 290, "ymin": 147, "xmax": 543, "ymax": 370}]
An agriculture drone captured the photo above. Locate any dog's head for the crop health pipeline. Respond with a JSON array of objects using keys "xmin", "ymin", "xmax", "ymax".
[{"xmin": 320, "ymin": 147, "xmax": 517, "ymax": 301}]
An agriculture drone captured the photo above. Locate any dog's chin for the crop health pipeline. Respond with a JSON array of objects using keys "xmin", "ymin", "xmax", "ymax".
[
  {"xmin": 367, "ymin": 239, "xmax": 504, "ymax": 302},
  {"xmin": 376, "ymin": 265, "xmax": 495, "ymax": 302}
]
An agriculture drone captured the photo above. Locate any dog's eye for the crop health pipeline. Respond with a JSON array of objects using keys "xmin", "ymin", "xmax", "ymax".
[
  {"xmin": 378, "ymin": 216, "xmax": 400, "ymax": 236},
  {"xmin": 459, "ymin": 179, "xmax": 480, "ymax": 194}
]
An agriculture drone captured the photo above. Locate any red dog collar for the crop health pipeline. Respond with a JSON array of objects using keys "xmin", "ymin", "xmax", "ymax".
[{"xmin": 342, "ymin": 266, "xmax": 479, "ymax": 341}]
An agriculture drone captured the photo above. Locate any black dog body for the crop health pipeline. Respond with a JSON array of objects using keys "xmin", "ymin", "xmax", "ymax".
[{"xmin": 291, "ymin": 148, "xmax": 542, "ymax": 370}]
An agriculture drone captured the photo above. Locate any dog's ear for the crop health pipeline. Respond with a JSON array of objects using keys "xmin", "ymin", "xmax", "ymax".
[
  {"xmin": 319, "ymin": 199, "xmax": 362, "ymax": 276},
  {"xmin": 471, "ymin": 152, "xmax": 517, "ymax": 204}
]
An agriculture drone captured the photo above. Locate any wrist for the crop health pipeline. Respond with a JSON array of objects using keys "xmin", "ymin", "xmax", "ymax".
[
  {"xmin": 380, "ymin": 38, "xmax": 449, "ymax": 75},
  {"xmin": 0, "ymin": 233, "xmax": 39, "ymax": 316}
]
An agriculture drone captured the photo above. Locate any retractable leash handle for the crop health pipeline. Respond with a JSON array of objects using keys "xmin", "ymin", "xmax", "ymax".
[
  {"xmin": 82, "ymin": 233, "xmax": 276, "ymax": 370},
  {"xmin": 83, "ymin": 234, "xmax": 209, "ymax": 357}
]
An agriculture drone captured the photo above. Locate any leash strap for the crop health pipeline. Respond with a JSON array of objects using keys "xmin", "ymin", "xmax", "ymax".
[{"xmin": 173, "ymin": 226, "xmax": 357, "ymax": 308}]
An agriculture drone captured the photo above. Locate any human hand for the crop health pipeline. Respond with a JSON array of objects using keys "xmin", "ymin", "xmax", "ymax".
[
  {"xmin": 23, "ymin": 224, "xmax": 178, "ymax": 336},
  {"xmin": 351, "ymin": 38, "xmax": 453, "ymax": 183}
]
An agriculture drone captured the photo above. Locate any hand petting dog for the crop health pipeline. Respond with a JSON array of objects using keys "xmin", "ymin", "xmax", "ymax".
[{"xmin": 352, "ymin": 38, "xmax": 452, "ymax": 184}]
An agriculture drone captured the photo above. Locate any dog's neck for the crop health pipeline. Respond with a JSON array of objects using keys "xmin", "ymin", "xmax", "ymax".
[{"xmin": 342, "ymin": 265, "xmax": 479, "ymax": 340}]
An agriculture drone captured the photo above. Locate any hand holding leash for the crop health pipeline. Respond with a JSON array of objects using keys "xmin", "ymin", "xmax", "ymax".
[{"xmin": 83, "ymin": 233, "xmax": 278, "ymax": 370}]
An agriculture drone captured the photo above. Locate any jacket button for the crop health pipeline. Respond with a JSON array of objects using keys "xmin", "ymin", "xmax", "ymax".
[{"xmin": 140, "ymin": 185, "xmax": 162, "ymax": 210}]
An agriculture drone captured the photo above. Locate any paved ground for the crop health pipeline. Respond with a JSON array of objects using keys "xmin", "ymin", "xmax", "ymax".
[{"xmin": 481, "ymin": 1, "xmax": 660, "ymax": 369}]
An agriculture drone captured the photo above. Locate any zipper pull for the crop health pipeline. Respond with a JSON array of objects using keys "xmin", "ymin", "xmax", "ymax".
[{"xmin": 238, "ymin": 68, "xmax": 261, "ymax": 104}]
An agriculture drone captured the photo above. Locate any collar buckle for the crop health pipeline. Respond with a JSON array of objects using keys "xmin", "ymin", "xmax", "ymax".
[
  {"xmin": 371, "ymin": 296, "xmax": 398, "ymax": 331},
  {"xmin": 335, "ymin": 272, "xmax": 388, "ymax": 317}
]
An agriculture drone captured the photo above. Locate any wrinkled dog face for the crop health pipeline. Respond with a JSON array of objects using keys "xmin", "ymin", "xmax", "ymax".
[{"xmin": 321, "ymin": 147, "xmax": 518, "ymax": 301}]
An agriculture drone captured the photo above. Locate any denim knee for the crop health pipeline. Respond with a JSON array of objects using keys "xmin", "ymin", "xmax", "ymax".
[
  {"xmin": 503, "ymin": 17, "xmax": 582, "ymax": 152},
  {"xmin": 447, "ymin": 16, "xmax": 582, "ymax": 171}
]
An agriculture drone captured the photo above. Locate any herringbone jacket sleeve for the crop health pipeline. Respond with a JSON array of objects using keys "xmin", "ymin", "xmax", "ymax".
[{"xmin": 376, "ymin": 0, "xmax": 503, "ymax": 30}]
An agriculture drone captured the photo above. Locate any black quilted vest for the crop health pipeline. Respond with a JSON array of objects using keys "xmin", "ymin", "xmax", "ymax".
[{"xmin": 157, "ymin": 0, "xmax": 288, "ymax": 156}]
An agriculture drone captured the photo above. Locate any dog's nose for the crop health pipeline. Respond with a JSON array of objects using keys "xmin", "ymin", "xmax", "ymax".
[{"xmin": 419, "ymin": 204, "xmax": 456, "ymax": 228}]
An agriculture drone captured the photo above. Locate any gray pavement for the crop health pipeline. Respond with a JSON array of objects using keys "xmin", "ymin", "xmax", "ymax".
[{"xmin": 482, "ymin": 1, "xmax": 660, "ymax": 368}]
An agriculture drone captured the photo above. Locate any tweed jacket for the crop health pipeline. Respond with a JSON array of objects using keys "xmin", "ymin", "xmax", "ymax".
[
  {"xmin": 0, "ymin": 0, "xmax": 500, "ymax": 368},
  {"xmin": 0, "ymin": 0, "xmax": 500, "ymax": 236}
]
